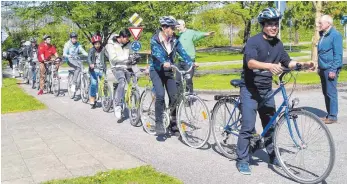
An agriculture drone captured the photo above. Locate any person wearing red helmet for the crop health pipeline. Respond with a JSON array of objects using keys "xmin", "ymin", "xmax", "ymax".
[{"xmin": 88, "ymin": 34, "xmax": 107, "ymax": 108}]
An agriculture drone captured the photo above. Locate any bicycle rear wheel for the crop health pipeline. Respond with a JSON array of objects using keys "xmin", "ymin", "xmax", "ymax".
[
  {"xmin": 140, "ymin": 88, "xmax": 156, "ymax": 135},
  {"xmin": 177, "ymin": 94, "xmax": 211, "ymax": 149},
  {"xmin": 274, "ymin": 109, "xmax": 335, "ymax": 184},
  {"xmin": 211, "ymin": 98, "xmax": 241, "ymax": 159},
  {"xmin": 129, "ymin": 89, "xmax": 141, "ymax": 127}
]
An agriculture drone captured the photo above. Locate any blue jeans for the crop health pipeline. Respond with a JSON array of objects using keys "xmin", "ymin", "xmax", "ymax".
[
  {"xmin": 150, "ymin": 69, "xmax": 178, "ymax": 126},
  {"xmin": 319, "ymin": 69, "xmax": 340, "ymax": 121},
  {"xmin": 89, "ymin": 69, "xmax": 103, "ymax": 97},
  {"xmin": 237, "ymin": 86, "xmax": 276, "ymax": 163}
]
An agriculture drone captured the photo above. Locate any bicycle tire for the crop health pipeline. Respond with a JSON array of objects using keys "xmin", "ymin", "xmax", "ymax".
[
  {"xmin": 140, "ymin": 88, "xmax": 157, "ymax": 135},
  {"xmin": 101, "ymin": 83, "xmax": 113, "ymax": 112},
  {"xmin": 67, "ymin": 72, "xmax": 75, "ymax": 99},
  {"xmin": 211, "ymin": 98, "xmax": 241, "ymax": 160},
  {"xmin": 129, "ymin": 89, "xmax": 141, "ymax": 127},
  {"xmin": 81, "ymin": 74, "xmax": 89, "ymax": 103},
  {"xmin": 52, "ymin": 74, "xmax": 60, "ymax": 97},
  {"xmin": 274, "ymin": 109, "xmax": 335, "ymax": 184},
  {"xmin": 177, "ymin": 94, "xmax": 211, "ymax": 149}
]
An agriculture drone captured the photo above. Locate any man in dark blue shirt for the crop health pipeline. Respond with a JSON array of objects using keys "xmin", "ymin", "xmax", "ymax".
[{"xmin": 237, "ymin": 7, "xmax": 314, "ymax": 175}]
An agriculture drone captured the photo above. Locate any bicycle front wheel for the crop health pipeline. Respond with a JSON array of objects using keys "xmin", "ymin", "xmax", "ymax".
[
  {"xmin": 101, "ymin": 83, "xmax": 113, "ymax": 112},
  {"xmin": 52, "ymin": 74, "xmax": 60, "ymax": 97},
  {"xmin": 67, "ymin": 73, "xmax": 75, "ymax": 99},
  {"xmin": 274, "ymin": 109, "xmax": 335, "ymax": 184},
  {"xmin": 129, "ymin": 89, "xmax": 141, "ymax": 127},
  {"xmin": 81, "ymin": 74, "xmax": 89, "ymax": 103},
  {"xmin": 177, "ymin": 94, "xmax": 211, "ymax": 149},
  {"xmin": 140, "ymin": 88, "xmax": 156, "ymax": 135}
]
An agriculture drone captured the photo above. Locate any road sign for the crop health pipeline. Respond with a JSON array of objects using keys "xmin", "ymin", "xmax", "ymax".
[
  {"xmin": 129, "ymin": 13, "xmax": 143, "ymax": 27},
  {"xmin": 341, "ymin": 15, "xmax": 347, "ymax": 25},
  {"xmin": 128, "ymin": 27, "xmax": 143, "ymax": 40},
  {"xmin": 131, "ymin": 41, "xmax": 142, "ymax": 52}
]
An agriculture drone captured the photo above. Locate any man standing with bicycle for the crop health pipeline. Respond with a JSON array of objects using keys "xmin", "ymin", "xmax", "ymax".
[
  {"xmin": 37, "ymin": 35, "xmax": 60, "ymax": 95},
  {"xmin": 63, "ymin": 32, "xmax": 88, "ymax": 99},
  {"xmin": 236, "ymin": 8, "xmax": 314, "ymax": 175},
  {"xmin": 149, "ymin": 16, "xmax": 195, "ymax": 136},
  {"xmin": 105, "ymin": 29, "xmax": 138, "ymax": 119},
  {"xmin": 88, "ymin": 34, "xmax": 107, "ymax": 109}
]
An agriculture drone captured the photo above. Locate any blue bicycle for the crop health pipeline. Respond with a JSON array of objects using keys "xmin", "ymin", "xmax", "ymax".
[{"xmin": 211, "ymin": 64, "xmax": 335, "ymax": 184}]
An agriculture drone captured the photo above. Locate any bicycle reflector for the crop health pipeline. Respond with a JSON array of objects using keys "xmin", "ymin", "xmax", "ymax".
[{"xmin": 202, "ymin": 111, "xmax": 207, "ymax": 120}]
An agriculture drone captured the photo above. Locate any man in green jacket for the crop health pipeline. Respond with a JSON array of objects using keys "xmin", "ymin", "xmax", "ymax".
[{"xmin": 176, "ymin": 19, "xmax": 214, "ymax": 94}]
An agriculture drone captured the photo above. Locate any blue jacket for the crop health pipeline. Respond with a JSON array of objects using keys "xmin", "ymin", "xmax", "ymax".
[
  {"xmin": 318, "ymin": 27, "xmax": 343, "ymax": 72},
  {"xmin": 150, "ymin": 30, "xmax": 192, "ymax": 71}
]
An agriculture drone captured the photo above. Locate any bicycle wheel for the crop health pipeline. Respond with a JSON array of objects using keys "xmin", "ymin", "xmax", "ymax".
[
  {"xmin": 129, "ymin": 89, "xmax": 141, "ymax": 127},
  {"xmin": 35, "ymin": 69, "xmax": 40, "ymax": 90},
  {"xmin": 211, "ymin": 98, "xmax": 241, "ymax": 159},
  {"xmin": 274, "ymin": 109, "xmax": 335, "ymax": 184},
  {"xmin": 101, "ymin": 83, "xmax": 113, "ymax": 112},
  {"xmin": 52, "ymin": 73, "xmax": 60, "ymax": 97},
  {"xmin": 44, "ymin": 73, "xmax": 51, "ymax": 93},
  {"xmin": 177, "ymin": 94, "xmax": 211, "ymax": 149},
  {"xmin": 81, "ymin": 74, "xmax": 89, "ymax": 103},
  {"xmin": 67, "ymin": 72, "xmax": 75, "ymax": 99},
  {"xmin": 140, "ymin": 88, "xmax": 157, "ymax": 135}
]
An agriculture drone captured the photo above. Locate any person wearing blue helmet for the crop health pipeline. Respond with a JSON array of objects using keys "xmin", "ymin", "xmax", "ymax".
[
  {"xmin": 149, "ymin": 16, "xmax": 195, "ymax": 136},
  {"xmin": 236, "ymin": 7, "xmax": 315, "ymax": 175}
]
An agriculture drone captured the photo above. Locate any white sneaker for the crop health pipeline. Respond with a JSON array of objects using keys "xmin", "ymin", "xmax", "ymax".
[
  {"xmin": 71, "ymin": 84, "xmax": 76, "ymax": 92},
  {"xmin": 114, "ymin": 106, "xmax": 122, "ymax": 119}
]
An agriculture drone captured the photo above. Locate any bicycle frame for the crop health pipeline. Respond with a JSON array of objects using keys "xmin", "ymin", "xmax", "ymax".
[{"xmin": 225, "ymin": 79, "xmax": 304, "ymax": 148}]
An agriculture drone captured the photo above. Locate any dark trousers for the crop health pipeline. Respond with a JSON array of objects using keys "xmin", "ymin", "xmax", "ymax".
[
  {"xmin": 150, "ymin": 69, "xmax": 178, "ymax": 126},
  {"xmin": 319, "ymin": 69, "xmax": 340, "ymax": 121},
  {"xmin": 237, "ymin": 86, "xmax": 276, "ymax": 163},
  {"xmin": 176, "ymin": 61, "xmax": 195, "ymax": 94}
]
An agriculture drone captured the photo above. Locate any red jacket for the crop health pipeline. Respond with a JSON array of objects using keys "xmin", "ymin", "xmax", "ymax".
[{"xmin": 37, "ymin": 42, "xmax": 57, "ymax": 62}]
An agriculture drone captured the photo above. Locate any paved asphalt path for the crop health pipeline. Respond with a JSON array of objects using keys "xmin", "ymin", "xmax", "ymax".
[{"xmin": 6, "ymin": 67, "xmax": 347, "ymax": 184}]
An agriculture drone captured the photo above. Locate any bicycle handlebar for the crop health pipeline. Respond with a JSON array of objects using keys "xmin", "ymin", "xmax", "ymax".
[{"xmin": 169, "ymin": 64, "xmax": 194, "ymax": 75}]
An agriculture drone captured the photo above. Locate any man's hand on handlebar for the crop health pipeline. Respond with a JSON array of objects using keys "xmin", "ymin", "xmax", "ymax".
[
  {"xmin": 268, "ymin": 63, "xmax": 283, "ymax": 75},
  {"xmin": 163, "ymin": 62, "xmax": 171, "ymax": 68},
  {"xmin": 193, "ymin": 62, "xmax": 199, "ymax": 68},
  {"xmin": 301, "ymin": 61, "xmax": 315, "ymax": 71}
]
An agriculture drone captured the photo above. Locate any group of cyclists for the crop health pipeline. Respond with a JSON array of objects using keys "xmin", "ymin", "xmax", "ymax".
[{"xmin": 3, "ymin": 7, "xmax": 322, "ymax": 178}]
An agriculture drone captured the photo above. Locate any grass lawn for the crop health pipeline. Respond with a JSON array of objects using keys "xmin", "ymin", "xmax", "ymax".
[
  {"xmin": 1, "ymin": 78, "xmax": 46, "ymax": 114},
  {"xmin": 138, "ymin": 68, "xmax": 347, "ymax": 90},
  {"xmin": 43, "ymin": 166, "xmax": 182, "ymax": 184},
  {"xmin": 195, "ymin": 52, "xmax": 308, "ymax": 63}
]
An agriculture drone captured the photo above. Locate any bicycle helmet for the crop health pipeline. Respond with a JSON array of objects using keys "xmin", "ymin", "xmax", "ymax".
[
  {"xmin": 91, "ymin": 34, "xmax": 102, "ymax": 44},
  {"xmin": 30, "ymin": 38, "xmax": 36, "ymax": 43},
  {"xmin": 257, "ymin": 7, "xmax": 282, "ymax": 24},
  {"xmin": 70, "ymin": 32, "xmax": 78, "ymax": 38},
  {"xmin": 24, "ymin": 41, "xmax": 31, "ymax": 46},
  {"xmin": 159, "ymin": 16, "xmax": 179, "ymax": 26},
  {"xmin": 43, "ymin": 35, "xmax": 51, "ymax": 40}
]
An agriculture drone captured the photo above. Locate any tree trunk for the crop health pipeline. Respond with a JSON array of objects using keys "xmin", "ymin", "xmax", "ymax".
[
  {"xmin": 229, "ymin": 23, "xmax": 233, "ymax": 47},
  {"xmin": 311, "ymin": 1, "xmax": 322, "ymax": 68},
  {"xmin": 294, "ymin": 28, "xmax": 299, "ymax": 45},
  {"xmin": 243, "ymin": 20, "xmax": 251, "ymax": 44}
]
